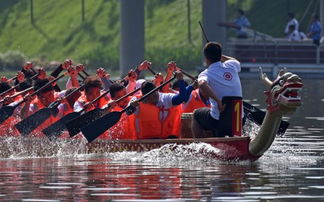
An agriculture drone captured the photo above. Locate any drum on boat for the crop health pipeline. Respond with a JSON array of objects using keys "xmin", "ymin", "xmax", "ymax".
[
  {"xmin": 180, "ymin": 112, "xmax": 213, "ymax": 138},
  {"xmin": 180, "ymin": 113, "xmax": 193, "ymax": 138}
]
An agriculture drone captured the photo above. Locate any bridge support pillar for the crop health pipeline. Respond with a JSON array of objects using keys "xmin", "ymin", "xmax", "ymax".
[
  {"xmin": 120, "ymin": 0, "xmax": 144, "ymax": 76},
  {"xmin": 202, "ymin": 0, "xmax": 227, "ymax": 46},
  {"xmin": 321, "ymin": 0, "xmax": 324, "ymax": 38}
]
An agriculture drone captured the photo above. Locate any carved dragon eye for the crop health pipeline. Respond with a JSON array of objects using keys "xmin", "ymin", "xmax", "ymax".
[{"xmin": 279, "ymin": 80, "xmax": 284, "ymax": 86}]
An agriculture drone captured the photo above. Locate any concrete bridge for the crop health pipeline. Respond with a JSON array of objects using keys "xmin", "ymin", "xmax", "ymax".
[
  {"xmin": 120, "ymin": 0, "xmax": 324, "ymax": 78},
  {"xmin": 120, "ymin": 0, "xmax": 226, "ymax": 75}
]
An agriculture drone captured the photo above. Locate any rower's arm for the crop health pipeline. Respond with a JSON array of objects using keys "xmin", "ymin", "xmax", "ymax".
[
  {"xmin": 221, "ymin": 55, "xmax": 237, "ymax": 62},
  {"xmin": 50, "ymin": 64, "xmax": 64, "ymax": 78},
  {"xmin": 20, "ymin": 96, "xmax": 33, "ymax": 119},
  {"xmin": 20, "ymin": 105, "xmax": 29, "ymax": 119},
  {"xmin": 198, "ymin": 80, "xmax": 222, "ymax": 105},
  {"xmin": 101, "ymin": 77, "xmax": 113, "ymax": 91},
  {"xmin": 171, "ymin": 79, "xmax": 193, "ymax": 105},
  {"xmin": 70, "ymin": 77, "xmax": 80, "ymax": 88},
  {"xmin": 126, "ymin": 80, "xmax": 136, "ymax": 93}
]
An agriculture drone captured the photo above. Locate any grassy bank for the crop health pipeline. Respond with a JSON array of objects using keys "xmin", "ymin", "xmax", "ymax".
[{"xmin": 0, "ymin": 0, "xmax": 318, "ymax": 72}]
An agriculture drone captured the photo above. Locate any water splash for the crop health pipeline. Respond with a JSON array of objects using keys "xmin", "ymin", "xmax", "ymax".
[
  {"xmin": 0, "ymin": 136, "xmax": 88, "ymax": 159},
  {"xmin": 243, "ymin": 119, "xmax": 260, "ymax": 139},
  {"xmin": 105, "ymin": 142, "xmax": 245, "ymax": 168}
]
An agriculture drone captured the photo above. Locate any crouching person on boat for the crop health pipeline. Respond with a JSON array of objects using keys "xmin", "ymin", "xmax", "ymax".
[
  {"xmin": 128, "ymin": 71, "xmax": 194, "ymax": 139},
  {"xmin": 192, "ymin": 42, "xmax": 243, "ymax": 138}
]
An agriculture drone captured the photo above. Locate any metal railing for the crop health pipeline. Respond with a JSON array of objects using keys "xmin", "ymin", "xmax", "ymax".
[{"xmin": 226, "ymin": 29, "xmax": 324, "ymax": 65}]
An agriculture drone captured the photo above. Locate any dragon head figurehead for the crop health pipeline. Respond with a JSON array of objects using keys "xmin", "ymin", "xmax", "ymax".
[{"xmin": 259, "ymin": 67, "xmax": 303, "ymax": 115}]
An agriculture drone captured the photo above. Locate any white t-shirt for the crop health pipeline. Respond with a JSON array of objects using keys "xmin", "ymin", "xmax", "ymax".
[
  {"xmin": 284, "ymin": 18, "xmax": 299, "ymax": 34},
  {"xmin": 288, "ymin": 30, "xmax": 301, "ymax": 41},
  {"xmin": 29, "ymin": 91, "xmax": 65, "ymax": 114},
  {"xmin": 73, "ymin": 91, "xmax": 109, "ymax": 112},
  {"xmin": 198, "ymin": 60, "xmax": 242, "ymax": 120},
  {"xmin": 130, "ymin": 92, "xmax": 175, "ymax": 120}
]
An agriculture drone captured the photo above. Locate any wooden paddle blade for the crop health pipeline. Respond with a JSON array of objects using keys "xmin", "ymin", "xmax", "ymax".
[
  {"xmin": 42, "ymin": 112, "xmax": 81, "ymax": 139},
  {"xmin": 81, "ymin": 111, "xmax": 122, "ymax": 143},
  {"xmin": 15, "ymin": 108, "xmax": 52, "ymax": 136},
  {"xmin": 277, "ymin": 120, "xmax": 289, "ymax": 136},
  {"xmin": 65, "ymin": 108, "xmax": 105, "ymax": 137},
  {"xmin": 243, "ymin": 102, "xmax": 290, "ymax": 135},
  {"xmin": 0, "ymin": 106, "xmax": 15, "ymax": 124}
]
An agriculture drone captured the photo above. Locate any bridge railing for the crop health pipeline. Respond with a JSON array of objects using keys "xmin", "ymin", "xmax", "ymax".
[{"xmin": 225, "ymin": 33, "xmax": 324, "ymax": 65}]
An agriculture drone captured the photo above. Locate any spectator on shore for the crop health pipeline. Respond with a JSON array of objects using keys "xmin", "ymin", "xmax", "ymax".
[
  {"xmin": 308, "ymin": 14, "xmax": 322, "ymax": 46},
  {"xmin": 218, "ymin": 9, "xmax": 251, "ymax": 38},
  {"xmin": 233, "ymin": 9, "xmax": 251, "ymax": 38},
  {"xmin": 287, "ymin": 25, "xmax": 301, "ymax": 41},
  {"xmin": 284, "ymin": 13, "xmax": 299, "ymax": 36}
]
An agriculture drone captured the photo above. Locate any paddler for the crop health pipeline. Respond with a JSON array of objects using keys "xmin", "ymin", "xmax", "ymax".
[
  {"xmin": 73, "ymin": 75, "xmax": 110, "ymax": 112},
  {"xmin": 18, "ymin": 66, "xmax": 81, "ymax": 135},
  {"xmin": 57, "ymin": 87, "xmax": 82, "ymax": 118},
  {"xmin": 181, "ymin": 88, "xmax": 210, "ymax": 113},
  {"xmin": 0, "ymin": 82, "xmax": 13, "ymax": 103},
  {"xmin": 128, "ymin": 71, "xmax": 194, "ymax": 139},
  {"xmin": 102, "ymin": 83, "xmax": 135, "ymax": 140},
  {"xmin": 192, "ymin": 42, "xmax": 243, "ymax": 138},
  {"xmin": 20, "ymin": 78, "xmax": 58, "ymax": 119}
]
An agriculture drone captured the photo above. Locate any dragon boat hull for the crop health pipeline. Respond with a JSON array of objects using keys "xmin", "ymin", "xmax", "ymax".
[
  {"xmin": 0, "ymin": 136, "xmax": 260, "ymax": 161},
  {"xmin": 87, "ymin": 137, "xmax": 261, "ymax": 161}
]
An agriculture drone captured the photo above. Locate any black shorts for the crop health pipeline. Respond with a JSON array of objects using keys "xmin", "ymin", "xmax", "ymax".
[
  {"xmin": 193, "ymin": 108, "xmax": 219, "ymax": 131},
  {"xmin": 313, "ymin": 39, "xmax": 320, "ymax": 46}
]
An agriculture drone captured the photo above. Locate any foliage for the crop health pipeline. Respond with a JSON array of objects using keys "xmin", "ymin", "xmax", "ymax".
[
  {"xmin": 0, "ymin": 0, "xmax": 317, "ymax": 71},
  {"xmin": 0, "ymin": 51, "xmax": 26, "ymax": 71}
]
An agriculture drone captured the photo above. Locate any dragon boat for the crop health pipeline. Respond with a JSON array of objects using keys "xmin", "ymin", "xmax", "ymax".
[
  {"xmin": 0, "ymin": 70, "xmax": 302, "ymax": 161},
  {"xmin": 86, "ymin": 70, "xmax": 303, "ymax": 161}
]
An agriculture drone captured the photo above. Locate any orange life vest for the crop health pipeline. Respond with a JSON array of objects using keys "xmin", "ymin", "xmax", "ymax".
[
  {"xmin": 0, "ymin": 116, "xmax": 20, "ymax": 136},
  {"xmin": 182, "ymin": 89, "xmax": 210, "ymax": 113},
  {"xmin": 14, "ymin": 95, "xmax": 23, "ymax": 102},
  {"xmin": 29, "ymin": 96, "xmax": 59, "ymax": 137},
  {"xmin": 134, "ymin": 101, "xmax": 181, "ymax": 139},
  {"xmin": 102, "ymin": 97, "xmax": 136, "ymax": 140}
]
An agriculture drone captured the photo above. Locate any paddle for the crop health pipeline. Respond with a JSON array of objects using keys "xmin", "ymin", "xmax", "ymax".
[
  {"xmin": 0, "ymin": 73, "xmax": 68, "ymax": 124},
  {"xmin": 78, "ymin": 70, "xmax": 90, "ymax": 80},
  {"xmin": 15, "ymin": 82, "xmax": 84, "ymax": 137},
  {"xmin": 147, "ymin": 67, "xmax": 157, "ymax": 75},
  {"xmin": 243, "ymin": 102, "xmax": 289, "ymax": 136},
  {"xmin": 6, "ymin": 76, "xmax": 18, "ymax": 83},
  {"xmin": 64, "ymin": 89, "xmax": 112, "ymax": 137},
  {"xmin": 0, "ymin": 87, "xmax": 33, "ymax": 105},
  {"xmin": 64, "ymin": 76, "xmax": 129, "ymax": 137},
  {"xmin": 77, "ymin": 73, "xmax": 85, "ymax": 80},
  {"xmin": 81, "ymin": 74, "xmax": 177, "ymax": 143},
  {"xmin": 81, "ymin": 70, "xmax": 90, "ymax": 77},
  {"xmin": 44, "ymin": 87, "xmax": 141, "ymax": 139},
  {"xmin": 180, "ymin": 69, "xmax": 290, "ymax": 135},
  {"xmin": 64, "ymin": 65, "xmax": 153, "ymax": 137},
  {"xmin": 0, "ymin": 73, "xmax": 39, "ymax": 98},
  {"xmin": 199, "ymin": 21, "xmax": 210, "ymax": 43}
]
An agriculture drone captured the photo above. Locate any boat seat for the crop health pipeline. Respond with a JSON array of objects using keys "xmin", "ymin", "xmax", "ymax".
[{"xmin": 213, "ymin": 96, "xmax": 243, "ymax": 137}]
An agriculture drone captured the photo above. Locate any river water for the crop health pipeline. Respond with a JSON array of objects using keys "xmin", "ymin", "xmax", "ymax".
[{"xmin": 0, "ymin": 78, "xmax": 323, "ymax": 201}]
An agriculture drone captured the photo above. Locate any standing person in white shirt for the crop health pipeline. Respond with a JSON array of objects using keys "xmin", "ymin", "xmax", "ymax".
[
  {"xmin": 284, "ymin": 13, "xmax": 299, "ymax": 36},
  {"xmin": 192, "ymin": 42, "xmax": 243, "ymax": 138}
]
